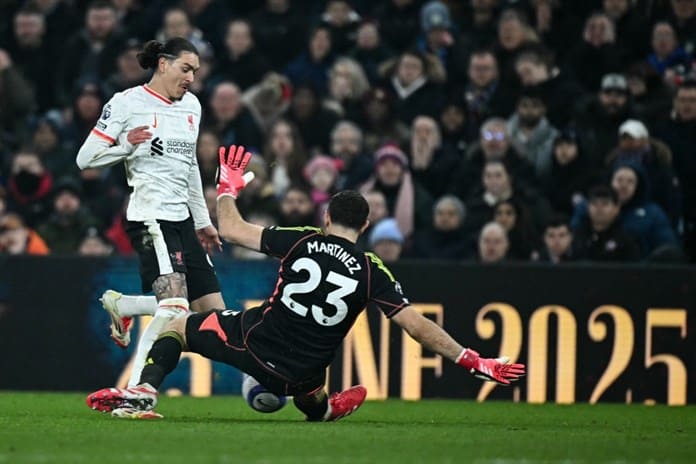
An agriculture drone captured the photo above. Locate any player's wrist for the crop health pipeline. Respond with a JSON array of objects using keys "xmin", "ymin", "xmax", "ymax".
[{"xmin": 455, "ymin": 348, "xmax": 479, "ymax": 370}]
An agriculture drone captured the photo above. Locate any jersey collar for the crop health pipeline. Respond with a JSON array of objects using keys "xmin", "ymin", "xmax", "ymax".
[{"xmin": 143, "ymin": 85, "xmax": 173, "ymax": 105}]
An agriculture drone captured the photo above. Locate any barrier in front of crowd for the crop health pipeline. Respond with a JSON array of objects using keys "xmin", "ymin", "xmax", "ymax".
[{"xmin": 0, "ymin": 257, "xmax": 692, "ymax": 404}]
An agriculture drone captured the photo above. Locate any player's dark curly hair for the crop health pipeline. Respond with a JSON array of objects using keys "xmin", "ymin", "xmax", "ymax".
[
  {"xmin": 328, "ymin": 191, "xmax": 369, "ymax": 231},
  {"xmin": 137, "ymin": 38, "xmax": 199, "ymax": 70}
]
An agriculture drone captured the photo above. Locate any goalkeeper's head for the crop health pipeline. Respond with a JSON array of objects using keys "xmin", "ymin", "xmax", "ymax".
[{"xmin": 326, "ymin": 190, "xmax": 369, "ymax": 235}]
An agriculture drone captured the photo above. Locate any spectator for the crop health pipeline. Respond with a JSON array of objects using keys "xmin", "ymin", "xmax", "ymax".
[
  {"xmin": 494, "ymin": 8, "xmax": 539, "ymax": 87},
  {"xmin": 359, "ymin": 144, "xmax": 433, "ymax": 243},
  {"xmin": 459, "ymin": 0, "xmax": 500, "ymax": 50},
  {"xmin": 285, "ymin": 83, "xmax": 340, "ymax": 154},
  {"xmin": 411, "ymin": 195, "xmax": 474, "ymax": 261},
  {"xmin": 330, "ymin": 121, "xmax": 373, "ymax": 190},
  {"xmin": 78, "ymin": 226, "xmax": 114, "ymax": 256},
  {"xmin": 506, "ymin": 88, "xmax": 559, "ymax": 182},
  {"xmin": 372, "ymin": 0, "xmax": 422, "ymax": 52},
  {"xmin": 248, "ymin": 0, "xmax": 308, "ymax": 70},
  {"xmin": 326, "ymin": 57, "xmax": 371, "ymax": 122},
  {"xmin": 56, "ymin": 1, "xmax": 125, "ymax": 107},
  {"xmin": 29, "ymin": 116, "xmax": 75, "ymax": 181},
  {"xmin": 382, "ymin": 49, "xmax": 446, "ymax": 125},
  {"xmin": 564, "ymin": 12, "xmax": 627, "ymax": 93},
  {"xmin": 356, "ymin": 189, "xmax": 388, "ymax": 251},
  {"xmin": 196, "ymin": 129, "xmax": 221, "ymax": 187},
  {"xmin": 605, "ymin": 119, "xmax": 681, "ymax": 225},
  {"xmin": 544, "ymin": 129, "xmax": 595, "ymax": 216},
  {"xmin": 102, "ymin": 39, "xmax": 150, "ymax": 98},
  {"xmin": 278, "ymin": 185, "xmax": 317, "ymax": 227},
  {"xmin": 359, "ymin": 87, "xmax": 410, "ymax": 153},
  {"xmin": 284, "ymin": 25, "xmax": 335, "ymax": 96},
  {"xmin": 409, "ymin": 115, "xmax": 460, "ymax": 198},
  {"xmin": 368, "ymin": 217, "xmax": 404, "ymax": 263},
  {"xmin": 573, "ymin": 73, "xmax": 637, "ymax": 168},
  {"xmin": 665, "ymin": 0, "xmax": 696, "ymax": 55},
  {"xmin": 0, "ymin": 212, "xmax": 50, "ymax": 255},
  {"xmin": 262, "ymin": 119, "xmax": 308, "ymax": 197},
  {"xmin": 449, "ymin": 117, "xmax": 536, "ymax": 200},
  {"xmin": 572, "ymin": 185, "xmax": 640, "ymax": 262},
  {"xmin": 514, "ymin": 44, "xmax": 586, "ymax": 128},
  {"xmin": 36, "ymin": 178, "xmax": 101, "ymax": 254},
  {"xmin": 319, "ymin": 0, "xmax": 361, "ymax": 55},
  {"xmin": 461, "ymin": 49, "xmax": 515, "ymax": 138},
  {"xmin": 205, "ymin": 81, "xmax": 263, "ymax": 150},
  {"xmin": 303, "ymin": 155, "xmax": 340, "ymax": 221},
  {"xmin": 477, "ymin": 221, "xmax": 509, "ymax": 263},
  {"xmin": 493, "ymin": 198, "xmax": 541, "ymax": 261},
  {"xmin": 5, "ymin": 150, "xmax": 53, "ymax": 227},
  {"xmin": 77, "ymin": 167, "xmax": 125, "ymax": 229},
  {"xmin": 180, "ymin": 0, "xmax": 230, "ymax": 56},
  {"xmin": 603, "ymin": 0, "xmax": 651, "ymax": 63},
  {"xmin": 0, "ymin": 48, "xmax": 36, "ymax": 153},
  {"xmin": 8, "ymin": 6, "xmax": 56, "ymax": 111},
  {"xmin": 610, "ymin": 162, "xmax": 680, "ymax": 258},
  {"xmin": 416, "ymin": 1, "xmax": 469, "ymax": 83},
  {"xmin": 647, "ymin": 21, "xmax": 691, "ymax": 78},
  {"xmin": 653, "ymin": 79, "xmax": 696, "ymax": 262},
  {"xmin": 625, "ymin": 61, "xmax": 674, "ymax": 126},
  {"xmin": 537, "ymin": 214, "xmax": 574, "ymax": 263},
  {"xmin": 31, "ymin": 0, "xmax": 80, "ymax": 48},
  {"xmin": 349, "ymin": 21, "xmax": 394, "ymax": 85},
  {"xmin": 439, "ymin": 100, "xmax": 471, "ymax": 158},
  {"xmin": 63, "ymin": 81, "xmax": 105, "ymax": 150},
  {"xmin": 156, "ymin": 7, "xmax": 213, "ymax": 64},
  {"xmin": 241, "ymin": 72, "xmax": 292, "ymax": 134},
  {"xmin": 209, "ymin": 19, "xmax": 271, "ymax": 91}
]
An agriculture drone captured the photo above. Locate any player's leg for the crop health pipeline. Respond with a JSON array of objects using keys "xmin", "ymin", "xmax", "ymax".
[
  {"xmin": 125, "ymin": 220, "xmax": 192, "ymax": 386},
  {"xmin": 294, "ymin": 383, "xmax": 367, "ymax": 422}
]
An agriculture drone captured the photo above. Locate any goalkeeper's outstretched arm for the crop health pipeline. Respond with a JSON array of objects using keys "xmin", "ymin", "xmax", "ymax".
[{"xmin": 391, "ymin": 306, "xmax": 525, "ymax": 385}]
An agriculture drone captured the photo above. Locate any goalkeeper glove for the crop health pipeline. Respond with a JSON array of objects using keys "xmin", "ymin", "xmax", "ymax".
[
  {"xmin": 456, "ymin": 348, "xmax": 525, "ymax": 385},
  {"xmin": 217, "ymin": 144, "xmax": 255, "ymax": 199}
]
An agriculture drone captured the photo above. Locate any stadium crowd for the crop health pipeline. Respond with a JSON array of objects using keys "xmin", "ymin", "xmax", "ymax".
[{"xmin": 0, "ymin": 0, "xmax": 694, "ymax": 264}]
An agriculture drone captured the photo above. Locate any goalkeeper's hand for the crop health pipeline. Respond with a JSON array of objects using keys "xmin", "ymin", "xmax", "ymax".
[
  {"xmin": 217, "ymin": 145, "xmax": 255, "ymax": 199},
  {"xmin": 456, "ymin": 348, "xmax": 525, "ymax": 385}
]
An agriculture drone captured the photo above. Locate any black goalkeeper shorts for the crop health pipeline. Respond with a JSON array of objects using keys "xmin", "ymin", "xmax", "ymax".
[{"xmin": 185, "ymin": 309, "xmax": 326, "ymax": 396}]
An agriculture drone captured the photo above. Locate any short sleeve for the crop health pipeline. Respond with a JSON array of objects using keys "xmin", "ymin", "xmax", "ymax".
[
  {"xmin": 91, "ymin": 92, "xmax": 129, "ymax": 144},
  {"xmin": 365, "ymin": 252, "xmax": 410, "ymax": 318},
  {"xmin": 260, "ymin": 226, "xmax": 322, "ymax": 258}
]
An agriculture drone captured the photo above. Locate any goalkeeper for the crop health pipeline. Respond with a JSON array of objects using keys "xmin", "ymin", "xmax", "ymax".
[{"xmin": 87, "ymin": 145, "xmax": 525, "ymax": 420}]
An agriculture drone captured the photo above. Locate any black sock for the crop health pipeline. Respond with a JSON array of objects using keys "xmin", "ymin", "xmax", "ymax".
[
  {"xmin": 294, "ymin": 390, "xmax": 329, "ymax": 421},
  {"xmin": 138, "ymin": 333, "xmax": 183, "ymax": 389}
]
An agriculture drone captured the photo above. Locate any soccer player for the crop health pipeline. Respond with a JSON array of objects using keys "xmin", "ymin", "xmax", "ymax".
[
  {"xmin": 76, "ymin": 38, "xmax": 226, "ymax": 388},
  {"xmin": 87, "ymin": 145, "xmax": 525, "ymax": 420}
]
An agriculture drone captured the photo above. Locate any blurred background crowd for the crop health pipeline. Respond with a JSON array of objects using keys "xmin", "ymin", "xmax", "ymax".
[{"xmin": 0, "ymin": 0, "xmax": 694, "ymax": 264}]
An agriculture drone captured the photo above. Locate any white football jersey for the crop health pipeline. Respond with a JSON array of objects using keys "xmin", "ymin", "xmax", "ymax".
[{"xmin": 76, "ymin": 85, "xmax": 210, "ymax": 227}]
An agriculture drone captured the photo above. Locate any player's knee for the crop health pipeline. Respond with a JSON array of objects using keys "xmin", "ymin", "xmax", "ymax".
[{"xmin": 161, "ymin": 316, "xmax": 188, "ymax": 345}]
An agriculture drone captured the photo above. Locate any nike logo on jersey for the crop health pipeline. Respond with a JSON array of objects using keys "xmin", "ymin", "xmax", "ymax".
[
  {"xmin": 150, "ymin": 137, "xmax": 163, "ymax": 156},
  {"xmin": 152, "ymin": 112, "xmax": 158, "ymax": 128}
]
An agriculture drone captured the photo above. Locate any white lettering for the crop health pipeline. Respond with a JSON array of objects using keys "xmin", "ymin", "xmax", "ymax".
[{"xmin": 305, "ymin": 240, "xmax": 362, "ymax": 274}]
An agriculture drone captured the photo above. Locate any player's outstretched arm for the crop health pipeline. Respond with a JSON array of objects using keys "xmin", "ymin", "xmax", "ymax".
[
  {"xmin": 216, "ymin": 144, "xmax": 263, "ymax": 251},
  {"xmin": 391, "ymin": 306, "xmax": 525, "ymax": 385}
]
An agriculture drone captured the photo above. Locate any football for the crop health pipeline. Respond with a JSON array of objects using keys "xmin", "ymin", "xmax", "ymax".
[{"xmin": 241, "ymin": 375, "xmax": 287, "ymax": 413}]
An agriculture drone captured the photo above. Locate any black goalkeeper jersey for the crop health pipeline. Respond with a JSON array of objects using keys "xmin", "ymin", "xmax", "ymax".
[{"xmin": 240, "ymin": 226, "xmax": 409, "ymax": 380}]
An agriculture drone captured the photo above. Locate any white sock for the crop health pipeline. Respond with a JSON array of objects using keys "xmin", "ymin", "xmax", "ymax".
[
  {"xmin": 116, "ymin": 295, "xmax": 158, "ymax": 317},
  {"xmin": 127, "ymin": 297, "xmax": 189, "ymax": 387}
]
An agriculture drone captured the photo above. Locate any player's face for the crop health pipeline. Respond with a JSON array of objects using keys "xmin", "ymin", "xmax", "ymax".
[
  {"xmin": 163, "ymin": 52, "xmax": 199, "ymax": 100},
  {"xmin": 611, "ymin": 168, "xmax": 638, "ymax": 204}
]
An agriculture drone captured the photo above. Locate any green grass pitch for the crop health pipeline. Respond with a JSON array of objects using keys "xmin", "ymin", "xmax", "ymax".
[{"xmin": 1, "ymin": 393, "xmax": 694, "ymax": 463}]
